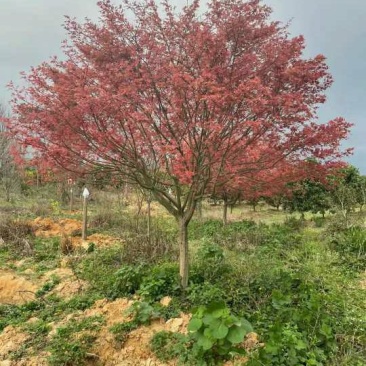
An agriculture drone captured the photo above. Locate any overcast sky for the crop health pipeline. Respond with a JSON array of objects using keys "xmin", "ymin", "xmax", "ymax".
[{"xmin": 0, "ymin": 0, "xmax": 365, "ymax": 172}]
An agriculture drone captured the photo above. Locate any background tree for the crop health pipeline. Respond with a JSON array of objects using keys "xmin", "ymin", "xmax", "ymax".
[
  {"xmin": 5, "ymin": 0, "xmax": 351, "ymax": 287},
  {"xmin": 356, "ymin": 175, "xmax": 366, "ymax": 211},
  {"xmin": 283, "ymin": 179, "xmax": 332, "ymax": 218},
  {"xmin": 328, "ymin": 165, "xmax": 363, "ymax": 226},
  {"xmin": 0, "ymin": 105, "xmax": 21, "ymax": 202}
]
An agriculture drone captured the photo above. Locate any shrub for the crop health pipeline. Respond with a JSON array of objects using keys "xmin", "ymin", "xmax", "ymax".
[
  {"xmin": 139, "ymin": 263, "xmax": 180, "ymax": 301},
  {"xmin": 89, "ymin": 210, "xmax": 119, "ymax": 229},
  {"xmin": 186, "ymin": 282, "xmax": 227, "ymax": 308},
  {"xmin": 30, "ymin": 200, "xmax": 53, "ymax": 217},
  {"xmin": 189, "ymin": 219, "xmax": 224, "ymax": 240},
  {"xmin": 0, "ymin": 219, "xmax": 35, "ymax": 256},
  {"xmin": 312, "ymin": 216, "xmax": 327, "ymax": 228},
  {"xmin": 111, "ymin": 264, "xmax": 147, "ymax": 298},
  {"xmin": 192, "ymin": 243, "xmax": 232, "ymax": 283},
  {"xmin": 60, "ymin": 233, "xmax": 74, "ymax": 255},
  {"xmin": 330, "ymin": 226, "xmax": 366, "ymax": 271},
  {"xmin": 76, "ymin": 246, "xmax": 124, "ymax": 297},
  {"xmin": 248, "ymin": 272, "xmax": 339, "ymax": 366},
  {"xmin": 109, "ymin": 321, "xmax": 137, "ymax": 345},
  {"xmin": 122, "ymin": 232, "xmax": 178, "ymax": 265},
  {"xmin": 283, "ymin": 216, "xmax": 306, "ymax": 231}
]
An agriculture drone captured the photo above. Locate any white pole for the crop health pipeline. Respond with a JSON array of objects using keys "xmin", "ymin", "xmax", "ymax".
[{"xmin": 82, "ymin": 187, "xmax": 90, "ymax": 240}]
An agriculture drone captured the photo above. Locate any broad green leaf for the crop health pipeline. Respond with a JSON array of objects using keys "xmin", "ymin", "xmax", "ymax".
[
  {"xmin": 228, "ymin": 315, "xmax": 240, "ymax": 326},
  {"xmin": 212, "ymin": 322, "xmax": 229, "ymax": 339},
  {"xmin": 203, "ymin": 327, "xmax": 213, "ymax": 338},
  {"xmin": 240, "ymin": 318, "xmax": 253, "ymax": 333},
  {"xmin": 207, "ymin": 301, "xmax": 226, "ymax": 318},
  {"xmin": 202, "ymin": 314, "xmax": 215, "ymax": 325},
  {"xmin": 226, "ymin": 325, "xmax": 247, "ymax": 344},
  {"xmin": 188, "ymin": 318, "xmax": 203, "ymax": 332},
  {"xmin": 208, "ymin": 318, "xmax": 221, "ymax": 330},
  {"xmin": 197, "ymin": 335, "xmax": 214, "ymax": 350}
]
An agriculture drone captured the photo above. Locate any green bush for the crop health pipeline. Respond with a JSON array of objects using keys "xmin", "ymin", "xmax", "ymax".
[
  {"xmin": 111, "ymin": 264, "xmax": 147, "ymax": 298},
  {"xmin": 248, "ymin": 271, "xmax": 339, "ymax": 366},
  {"xmin": 109, "ymin": 321, "xmax": 137, "ymax": 345},
  {"xmin": 186, "ymin": 282, "xmax": 227, "ymax": 307},
  {"xmin": 191, "ymin": 243, "xmax": 232, "ymax": 284},
  {"xmin": 330, "ymin": 226, "xmax": 366, "ymax": 271},
  {"xmin": 312, "ymin": 216, "xmax": 327, "ymax": 228},
  {"xmin": 283, "ymin": 216, "xmax": 306, "ymax": 231},
  {"xmin": 76, "ymin": 246, "xmax": 124, "ymax": 298},
  {"xmin": 139, "ymin": 263, "xmax": 180, "ymax": 301},
  {"xmin": 189, "ymin": 219, "xmax": 224, "ymax": 240},
  {"xmin": 190, "ymin": 219, "xmax": 301, "ymax": 253}
]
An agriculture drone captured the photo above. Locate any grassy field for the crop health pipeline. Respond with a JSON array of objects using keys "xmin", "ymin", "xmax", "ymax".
[{"xmin": 0, "ymin": 187, "xmax": 365, "ymax": 365}]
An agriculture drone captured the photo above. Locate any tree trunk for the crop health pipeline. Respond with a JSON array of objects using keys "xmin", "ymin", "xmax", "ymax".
[
  {"xmin": 36, "ymin": 169, "xmax": 40, "ymax": 188},
  {"xmin": 178, "ymin": 217, "xmax": 189, "ymax": 289},
  {"xmin": 5, "ymin": 183, "xmax": 10, "ymax": 202},
  {"xmin": 147, "ymin": 199, "xmax": 151, "ymax": 242},
  {"xmin": 223, "ymin": 200, "xmax": 228, "ymax": 225},
  {"xmin": 197, "ymin": 200, "xmax": 203, "ymax": 221}
]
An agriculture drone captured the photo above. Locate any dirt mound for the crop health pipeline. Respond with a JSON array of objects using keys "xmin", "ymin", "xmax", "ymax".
[
  {"xmin": 73, "ymin": 233, "xmax": 122, "ymax": 249},
  {"xmin": 43, "ymin": 268, "xmax": 88, "ymax": 300},
  {"xmin": 85, "ymin": 298, "xmax": 134, "ymax": 325},
  {"xmin": 31, "ymin": 217, "xmax": 121, "ymax": 248},
  {"xmin": 0, "ymin": 271, "xmax": 37, "ymax": 305},
  {"xmin": 0, "ymin": 266, "xmax": 87, "ymax": 306},
  {"xmin": 61, "ymin": 298, "xmax": 181, "ymax": 365},
  {"xmin": 0, "ymin": 326, "xmax": 29, "ymax": 360},
  {"xmin": 32, "ymin": 217, "xmax": 81, "ymax": 237}
]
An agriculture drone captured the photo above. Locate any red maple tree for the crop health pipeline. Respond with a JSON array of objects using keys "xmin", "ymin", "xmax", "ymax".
[{"xmin": 6, "ymin": 0, "xmax": 352, "ymax": 287}]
